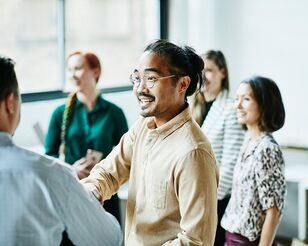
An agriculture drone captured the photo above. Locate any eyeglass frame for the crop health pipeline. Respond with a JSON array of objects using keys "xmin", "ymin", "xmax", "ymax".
[{"xmin": 129, "ymin": 73, "xmax": 180, "ymax": 88}]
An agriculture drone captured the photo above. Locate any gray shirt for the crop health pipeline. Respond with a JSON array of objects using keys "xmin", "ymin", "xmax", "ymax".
[{"xmin": 0, "ymin": 132, "xmax": 122, "ymax": 246}]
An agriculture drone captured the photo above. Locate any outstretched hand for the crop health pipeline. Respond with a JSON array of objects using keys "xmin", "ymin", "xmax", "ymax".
[{"xmin": 72, "ymin": 157, "xmax": 96, "ymax": 179}]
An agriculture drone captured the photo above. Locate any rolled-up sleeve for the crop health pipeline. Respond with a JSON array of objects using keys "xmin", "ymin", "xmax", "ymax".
[
  {"xmin": 81, "ymin": 125, "xmax": 135, "ymax": 201},
  {"xmin": 255, "ymin": 145, "xmax": 286, "ymax": 213}
]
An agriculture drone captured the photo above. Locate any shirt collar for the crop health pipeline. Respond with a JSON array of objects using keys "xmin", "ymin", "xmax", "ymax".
[
  {"xmin": 75, "ymin": 93, "xmax": 108, "ymax": 111},
  {"xmin": 146, "ymin": 105, "xmax": 191, "ymax": 139},
  {"xmin": 0, "ymin": 132, "xmax": 14, "ymax": 147}
]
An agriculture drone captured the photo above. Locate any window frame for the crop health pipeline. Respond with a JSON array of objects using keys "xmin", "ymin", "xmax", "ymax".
[{"xmin": 21, "ymin": 0, "xmax": 168, "ymax": 103}]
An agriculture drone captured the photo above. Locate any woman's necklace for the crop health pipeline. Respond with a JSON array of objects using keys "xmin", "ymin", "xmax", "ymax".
[
  {"xmin": 241, "ymin": 133, "xmax": 261, "ymax": 161},
  {"xmin": 241, "ymin": 138, "xmax": 253, "ymax": 161}
]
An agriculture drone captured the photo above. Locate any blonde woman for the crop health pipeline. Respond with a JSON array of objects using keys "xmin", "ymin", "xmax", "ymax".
[{"xmin": 190, "ymin": 50, "xmax": 244, "ymax": 246}]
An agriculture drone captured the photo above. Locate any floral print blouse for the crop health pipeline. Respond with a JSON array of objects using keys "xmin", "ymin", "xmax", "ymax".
[{"xmin": 221, "ymin": 132, "xmax": 286, "ymax": 241}]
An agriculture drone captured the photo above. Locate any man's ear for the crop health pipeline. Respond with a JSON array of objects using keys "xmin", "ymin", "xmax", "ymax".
[
  {"xmin": 178, "ymin": 76, "xmax": 191, "ymax": 93},
  {"xmin": 5, "ymin": 93, "xmax": 16, "ymax": 114}
]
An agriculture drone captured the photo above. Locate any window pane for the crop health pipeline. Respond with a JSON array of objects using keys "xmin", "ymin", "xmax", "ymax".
[
  {"xmin": 66, "ymin": 0, "xmax": 160, "ymax": 89},
  {"xmin": 0, "ymin": 0, "xmax": 159, "ymax": 93},
  {"xmin": 0, "ymin": 0, "xmax": 58, "ymax": 93}
]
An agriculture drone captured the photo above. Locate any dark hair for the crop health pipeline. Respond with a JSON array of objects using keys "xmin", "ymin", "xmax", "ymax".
[
  {"xmin": 144, "ymin": 39, "xmax": 204, "ymax": 97},
  {"xmin": 201, "ymin": 50, "xmax": 229, "ymax": 91},
  {"xmin": 67, "ymin": 51, "xmax": 101, "ymax": 82},
  {"xmin": 242, "ymin": 76, "xmax": 285, "ymax": 132},
  {"xmin": 0, "ymin": 55, "xmax": 18, "ymax": 102}
]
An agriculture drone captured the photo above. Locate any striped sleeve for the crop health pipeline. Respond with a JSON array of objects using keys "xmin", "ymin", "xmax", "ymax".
[{"xmin": 217, "ymin": 102, "xmax": 245, "ymax": 200}]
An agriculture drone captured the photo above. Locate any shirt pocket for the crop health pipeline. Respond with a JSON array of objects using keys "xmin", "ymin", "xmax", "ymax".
[{"xmin": 152, "ymin": 180, "xmax": 168, "ymax": 210}]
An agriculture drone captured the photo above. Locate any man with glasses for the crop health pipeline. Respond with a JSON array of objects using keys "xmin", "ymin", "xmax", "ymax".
[
  {"xmin": 0, "ymin": 55, "xmax": 122, "ymax": 246},
  {"xmin": 82, "ymin": 40, "xmax": 218, "ymax": 245}
]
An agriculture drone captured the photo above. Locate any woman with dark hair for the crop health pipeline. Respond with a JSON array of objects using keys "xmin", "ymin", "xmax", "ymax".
[
  {"xmin": 190, "ymin": 50, "xmax": 244, "ymax": 246},
  {"xmin": 45, "ymin": 51, "xmax": 128, "ymax": 244},
  {"xmin": 221, "ymin": 76, "xmax": 286, "ymax": 246}
]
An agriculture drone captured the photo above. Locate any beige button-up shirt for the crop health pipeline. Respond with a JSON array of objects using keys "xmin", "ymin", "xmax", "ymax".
[{"xmin": 82, "ymin": 107, "xmax": 218, "ymax": 246}]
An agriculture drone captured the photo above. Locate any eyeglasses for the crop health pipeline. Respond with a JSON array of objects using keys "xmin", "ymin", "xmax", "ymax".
[{"xmin": 129, "ymin": 74, "xmax": 177, "ymax": 88}]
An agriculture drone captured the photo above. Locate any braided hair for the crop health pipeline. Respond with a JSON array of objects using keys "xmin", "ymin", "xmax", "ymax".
[
  {"xmin": 59, "ymin": 51, "xmax": 101, "ymax": 157},
  {"xmin": 59, "ymin": 91, "xmax": 77, "ymax": 157}
]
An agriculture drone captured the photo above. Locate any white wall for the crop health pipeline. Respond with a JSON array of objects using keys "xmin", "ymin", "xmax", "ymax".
[
  {"xmin": 167, "ymin": 0, "xmax": 308, "ymax": 238},
  {"xmin": 169, "ymin": 0, "xmax": 308, "ymax": 147}
]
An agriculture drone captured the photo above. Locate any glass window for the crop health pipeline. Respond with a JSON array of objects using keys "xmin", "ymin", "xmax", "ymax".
[
  {"xmin": 65, "ymin": 0, "xmax": 160, "ymax": 89},
  {"xmin": 0, "ymin": 0, "xmax": 58, "ymax": 93},
  {"xmin": 0, "ymin": 0, "xmax": 160, "ymax": 93}
]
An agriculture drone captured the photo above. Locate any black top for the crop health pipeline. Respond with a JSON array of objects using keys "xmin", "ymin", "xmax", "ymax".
[{"xmin": 204, "ymin": 99, "xmax": 215, "ymax": 120}]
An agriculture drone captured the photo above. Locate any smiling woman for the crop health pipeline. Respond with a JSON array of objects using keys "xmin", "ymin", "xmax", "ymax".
[
  {"xmin": 44, "ymin": 51, "xmax": 129, "ymax": 245},
  {"xmin": 222, "ymin": 76, "xmax": 286, "ymax": 246}
]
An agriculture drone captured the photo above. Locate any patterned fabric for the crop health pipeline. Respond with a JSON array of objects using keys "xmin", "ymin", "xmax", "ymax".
[
  {"xmin": 221, "ymin": 132, "xmax": 286, "ymax": 241},
  {"xmin": 201, "ymin": 89, "xmax": 245, "ymax": 200},
  {"xmin": 0, "ymin": 132, "xmax": 122, "ymax": 246},
  {"xmin": 82, "ymin": 107, "xmax": 219, "ymax": 246}
]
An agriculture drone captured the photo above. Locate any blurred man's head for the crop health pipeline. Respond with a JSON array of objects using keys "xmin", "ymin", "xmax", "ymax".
[{"xmin": 0, "ymin": 56, "xmax": 21, "ymax": 135}]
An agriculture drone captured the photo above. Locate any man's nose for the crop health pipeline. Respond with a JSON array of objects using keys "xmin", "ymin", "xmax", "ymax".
[{"xmin": 136, "ymin": 79, "xmax": 148, "ymax": 93}]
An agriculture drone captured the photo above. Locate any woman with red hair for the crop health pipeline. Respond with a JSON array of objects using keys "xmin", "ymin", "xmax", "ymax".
[{"xmin": 45, "ymin": 51, "xmax": 128, "ymax": 244}]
